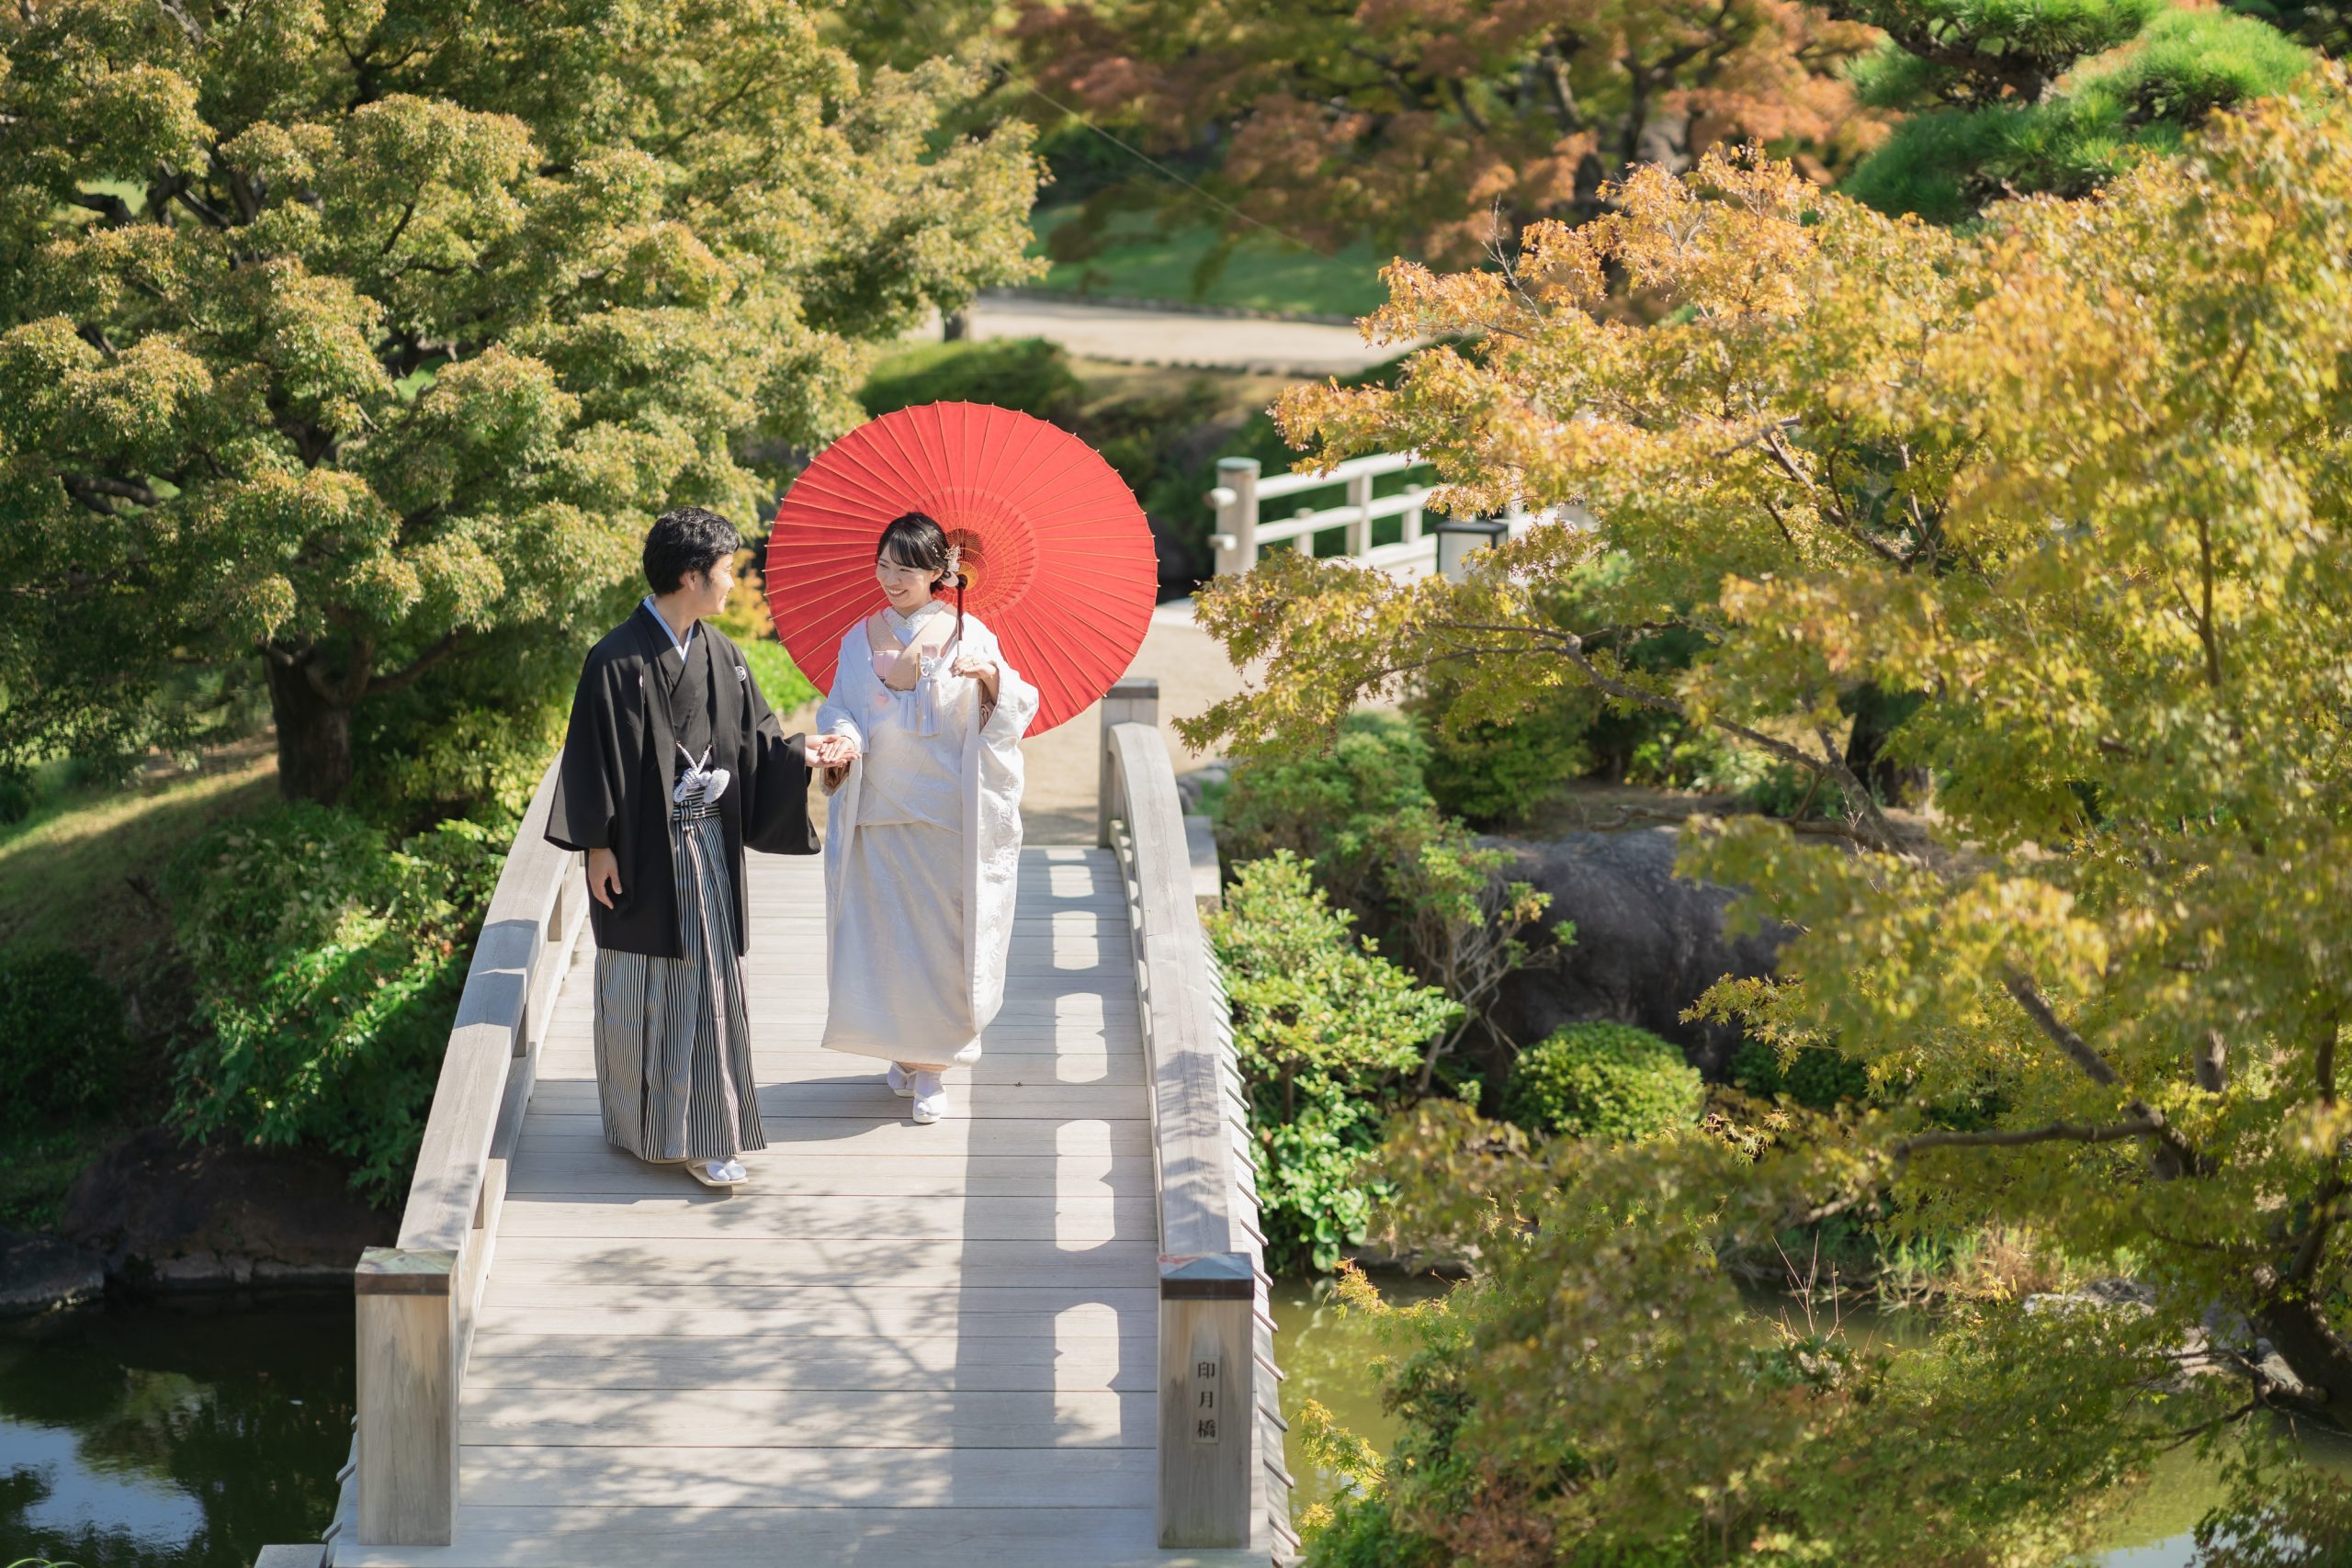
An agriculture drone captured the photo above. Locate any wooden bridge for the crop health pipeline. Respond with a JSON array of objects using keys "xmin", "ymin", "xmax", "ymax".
[{"xmin": 261, "ymin": 682, "xmax": 1292, "ymax": 1567}]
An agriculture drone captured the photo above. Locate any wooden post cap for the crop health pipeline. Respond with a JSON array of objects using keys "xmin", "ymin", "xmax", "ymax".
[
  {"xmin": 1159, "ymin": 1252, "xmax": 1255, "ymax": 1300},
  {"xmin": 354, "ymin": 1247, "xmax": 458, "ymax": 1296}
]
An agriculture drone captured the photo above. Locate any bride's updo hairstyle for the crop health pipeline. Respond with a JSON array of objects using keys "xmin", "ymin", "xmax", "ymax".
[{"xmin": 877, "ymin": 511, "xmax": 967, "ymax": 644}]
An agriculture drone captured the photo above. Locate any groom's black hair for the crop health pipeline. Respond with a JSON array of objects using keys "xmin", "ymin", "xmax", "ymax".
[{"xmin": 644, "ymin": 506, "xmax": 742, "ymax": 593}]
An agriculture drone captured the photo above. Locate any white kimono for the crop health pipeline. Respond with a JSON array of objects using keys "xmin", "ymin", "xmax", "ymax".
[{"xmin": 816, "ymin": 603, "xmax": 1036, "ymax": 1067}]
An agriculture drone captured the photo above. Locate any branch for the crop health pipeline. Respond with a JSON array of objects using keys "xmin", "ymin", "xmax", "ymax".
[
  {"xmin": 376, "ymin": 199, "xmax": 417, "ymax": 258},
  {"xmin": 1894, "ymin": 1119, "xmax": 2164, "ymax": 1160},
  {"xmin": 167, "ymin": 183, "xmax": 236, "ymax": 230},
  {"xmin": 63, "ymin": 474, "xmax": 163, "ymax": 512},
  {"xmin": 366, "ymin": 629, "xmax": 464, "ymax": 696},
  {"xmin": 1447, "ymin": 78, "xmax": 1491, "ymax": 136},
  {"xmin": 1998, "ymin": 968, "xmax": 2120, "ymax": 1086},
  {"xmin": 70, "ymin": 190, "xmax": 136, "ymax": 225},
  {"xmin": 1999, "ymin": 967, "xmax": 2215, "ymax": 1176}
]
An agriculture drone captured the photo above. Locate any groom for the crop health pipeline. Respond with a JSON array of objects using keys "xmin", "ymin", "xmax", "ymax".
[{"xmin": 545, "ymin": 506, "xmax": 853, "ymax": 1188}]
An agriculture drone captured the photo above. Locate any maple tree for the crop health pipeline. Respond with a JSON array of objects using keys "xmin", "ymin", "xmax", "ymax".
[
  {"xmin": 1011, "ymin": 0, "xmax": 1879, "ymax": 267},
  {"xmin": 0, "ymin": 0, "xmax": 1040, "ymax": 804},
  {"xmin": 1184, "ymin": 73, "xmax": 2352, "ymax": 1555}
]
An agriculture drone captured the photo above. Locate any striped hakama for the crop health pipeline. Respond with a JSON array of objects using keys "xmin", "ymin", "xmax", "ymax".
[{"xmin": 591, "ymin": 784, "xmax": 765, "ymax": 1163}]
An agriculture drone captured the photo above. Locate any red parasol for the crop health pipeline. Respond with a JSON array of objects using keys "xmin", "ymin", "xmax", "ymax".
[{"xmin": 764, "ymin": 401, "xmax": 1157, "ymax": 736}]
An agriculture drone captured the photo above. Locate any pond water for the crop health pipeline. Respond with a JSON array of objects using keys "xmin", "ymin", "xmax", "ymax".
[
  {"xmin": 1272, "ymin": 1273, "xmax": 2343, "ymax": 1566},
  {"xmin": 0, "ymin": 1295, "xmax": 351, "ymax": 1568}
]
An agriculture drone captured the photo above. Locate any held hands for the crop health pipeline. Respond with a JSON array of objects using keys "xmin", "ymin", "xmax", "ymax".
[{"xmin": 806, "ymin": 731, "xmax": 859, "ymax": 791}]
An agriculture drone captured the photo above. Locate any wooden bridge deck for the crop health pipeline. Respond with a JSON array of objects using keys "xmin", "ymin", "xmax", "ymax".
[{"xmin": 339, "ymin": 845, "xmax": 1270, "ymax": 1567}]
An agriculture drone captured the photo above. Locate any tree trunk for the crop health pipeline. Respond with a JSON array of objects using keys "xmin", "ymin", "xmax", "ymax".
[
  {"xmin": 265, "ymin": 655, "xmax": 356, "ymax": 805},
  {"xmin": 2253, "ymin": 1292, "xmax": 2352, "ymax": 1414},
  {"xmin": 942, "ymin": 308, "xmax": 972, "ymax": 342},
  {"xmin": 1842, "ymin": 682, "xmax": 1928, "ymax": 807}
]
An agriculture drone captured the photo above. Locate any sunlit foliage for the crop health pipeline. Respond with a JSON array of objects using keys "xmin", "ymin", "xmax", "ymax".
[{"xmin": 1185, "ymin": 73, "xmax": 2352, "ymax": 1552}]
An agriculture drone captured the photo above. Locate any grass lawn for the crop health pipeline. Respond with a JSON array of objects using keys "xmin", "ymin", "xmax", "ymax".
[
  {"xmin": 0, "ymin": 743, "xmax": 281, "ymax": 1231},
  {"xmin": 0, "ymin": 741, "xmax": 278, "ymax": 984},
  {"xmin": 1027, "ymin": 205, "xmax": 1394, "ymax": 319}
]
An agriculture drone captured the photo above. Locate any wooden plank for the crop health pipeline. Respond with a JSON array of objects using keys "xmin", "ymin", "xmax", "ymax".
[
  {"xmin": 522, "ymin": 1081, "xmax": 1146, "ymax": 1121},
  {"xmin": 489, "ymin": 1193, "xmax": 1154, "ymax": 1242},
  {"xmin": 483, "ymin": 1235, "xmax": 1158, "ymax": 1289},
  {"xmin": 455, "ymin": 1445, "xmax": 1158, "ymax": 1509},
  {"xmin": 461, "ymin": 1335, "xmax": 1154, "ymax": 1393},
  {"xmin": 502, "ymin": 1151, "xmax": 1155, "ymax": 1197},
  {"xmin": 460, "ymin": 1387, "xmax": 1152, "ymax": 1449},
  {"xmin": 532, "ymin": 1050, "xmax": 1148, "ymax": 1084},
  {"xmin": 472, "ymin": 1284, "xmax": 1159, "ymax": 1327},
  {"xmin": 511, "ymin": 1117, "xmax": 1152, "ymax": 1157},
  {"xmin": 334, "ymin": 1506, "xmax": 1269, "ymax": 1568}
]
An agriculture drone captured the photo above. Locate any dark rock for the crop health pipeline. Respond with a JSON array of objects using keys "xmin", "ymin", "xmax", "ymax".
[
  {"xmin": 61, "ymin": 1126, "xmax": 393, "ymax": 1292},
  {"xmin": 0, "ymin": 1226, "xmax": 106, "ymax": 1316},
  {"xmin": 1482, "ymin": 828, "xmax": 1792, "ymax": 1079}
]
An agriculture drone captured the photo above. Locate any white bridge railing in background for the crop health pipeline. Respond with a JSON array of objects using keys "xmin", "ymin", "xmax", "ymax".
[{"xmin": 1205, "ymin": 450, "xmax": 1533, "ymax": 580}]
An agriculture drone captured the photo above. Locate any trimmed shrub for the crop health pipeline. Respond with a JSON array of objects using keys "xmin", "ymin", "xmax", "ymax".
[
  {"xmin": 0, "ymin": 946, "xmax": 127, "ymax": 1132},
  {"xmin": 1730, "ymin": 1039, "xmax": 1873, "ymax": 1111},
  {"xmin": 164, "ymin": 805, "xmax": 504, "ymax": 1202},
  {"xmin": 1502, "ymin": 1021, "xmax": 1702, "ymax": 1142}
]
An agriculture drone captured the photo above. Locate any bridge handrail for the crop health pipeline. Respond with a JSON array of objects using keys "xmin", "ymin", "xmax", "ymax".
[
  {"xmin": 352, "ymin": 753, "xmax": 586, "ymax": 1547},
  {"xmin": 1206, "ymin": 448, "xmax": 1547, "ymax": 583},
  {"xmin": 1100, "ymin": 682, "xmax": 1288, "ymax": 1553}
]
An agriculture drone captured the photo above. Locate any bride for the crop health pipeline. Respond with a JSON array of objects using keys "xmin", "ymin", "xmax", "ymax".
[{"xmin": 807, "ymin": 512, "xmax": 1035, "ymax": 1123}]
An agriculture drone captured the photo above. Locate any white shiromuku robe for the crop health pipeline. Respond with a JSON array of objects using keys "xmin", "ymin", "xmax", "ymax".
[{"xmin": 816, "ymin": 602, "xmax": 1036, "ymax": 1067}]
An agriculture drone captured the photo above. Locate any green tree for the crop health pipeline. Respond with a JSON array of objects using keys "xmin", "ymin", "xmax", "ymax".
[
  {"xmin": 0, "ymin": 0, "xmax": 1041, "ymax": 803},
  {"xmin": 1834, "ymin": 0, "xmax": 2311, "ymax": 221},
  {"xmin": 1183, "ymin": 73, "xmax": 2352, "ymax": 1544}
]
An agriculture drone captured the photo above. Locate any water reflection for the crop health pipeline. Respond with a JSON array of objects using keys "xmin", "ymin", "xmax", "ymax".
[{"xmin": 0, "ymin": 1296, "xmax": 351, "ymax": 1568}]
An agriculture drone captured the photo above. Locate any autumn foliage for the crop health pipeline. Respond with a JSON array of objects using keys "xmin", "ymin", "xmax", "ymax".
[
  {"xmin": 1187, "ymin": 72, "xmax": 2352, "ymax": 1558},
  {"xmin": 1012, "ymin": 0, "xmax": 1881, "ymax": 265}
]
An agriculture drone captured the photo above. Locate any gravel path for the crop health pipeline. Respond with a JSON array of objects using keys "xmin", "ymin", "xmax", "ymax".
[{"xmin": 920, "ymin": 294, "xmax": 1416, "ymax": 377}]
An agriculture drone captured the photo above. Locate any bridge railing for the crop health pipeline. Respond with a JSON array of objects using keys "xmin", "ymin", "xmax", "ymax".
[
  {"xmin": 1100, "ymin": 680, "xmax": 1293, "ymax": 1555},
  {"xmin": 1205, "ymin": 450, "xmax": 1532, "ymax": 581},
  {"xmin": 351, "ymin": 755, "xmax": 587, "ymax": 1547}
]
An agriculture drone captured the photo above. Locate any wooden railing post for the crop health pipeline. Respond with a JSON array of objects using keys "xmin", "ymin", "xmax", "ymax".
[
  {"xmin": 1098, "ymin": 677, "xmax": 1159, "ymax": 849},
  {"xmin": 355, "ymin": 1247, "xmax": 458, "ymax": 1544},
  {"xmin": 1159, "ymin": 1253, "xmax": 1256, "ymax": 1548},
  {"xmin": 1208, "ymin": 457, "xmax": 1260, "ymax": 576},
  {"xmin": 1344, "ymin": 468, "xmax": 1374, "ymax": 557}
]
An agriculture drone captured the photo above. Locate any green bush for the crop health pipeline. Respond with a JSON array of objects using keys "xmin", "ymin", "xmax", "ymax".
[
  {"xmin": 858, "ymin": 337, "xmax": 1086, "ymax": 426},
  {"xmin": 1729, "ymin": 1039, "xmax": 1873, "ymax": 1110},
  {"xmin": 0, "ymin": 946, "xmax": 127, "ymax": 1132},
  {"xmin": 1410, "ymin": 683, "xmax": 1590, "ymax": 829},
  {"xmin": 1215, "ymin": 711, "xmax": 1435, "ymax": 913},
  {"xmin": 164, "ymin": 804, "xmax": 504, "ymax": 1203},
  {"xmin": 1502, "ymin": 1021, "xmax": 1702, "ymax": 1142},
  {"xmin": 1207, "ymin": 852, "xmax": 1462, "ymax": 1270}
]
